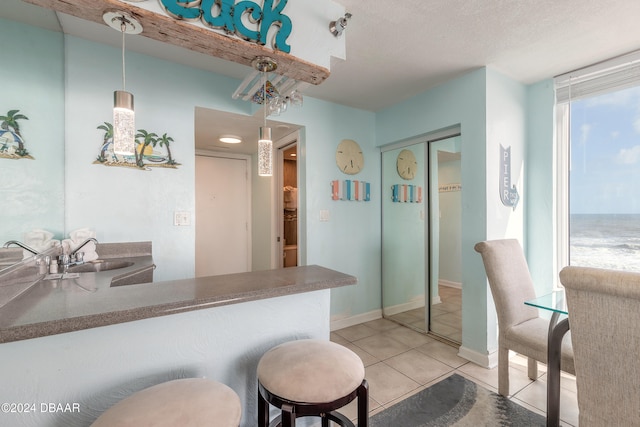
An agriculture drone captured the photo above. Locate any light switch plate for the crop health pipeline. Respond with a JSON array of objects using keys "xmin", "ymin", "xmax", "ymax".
[
  {"xmin": 174, "ymin": 211, "xmax": 190, "ymax": 226},
  {"xmin": 320, "ymin": 210, "xmax": 330, "ymax": 222}
]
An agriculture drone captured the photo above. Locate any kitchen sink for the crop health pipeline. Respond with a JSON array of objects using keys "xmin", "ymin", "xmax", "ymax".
[{"xmin": 66, "ymin": 260, "xmax": 134, "ymax": 273}]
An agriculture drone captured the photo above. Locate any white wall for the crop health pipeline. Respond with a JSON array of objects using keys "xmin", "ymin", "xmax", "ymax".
[
  {"xmin": 525, "ymin": 79, "xmax": 557, "ymax": 294},
  {"xmin": 0, "ymin": 18, "xmax": 65, "ymax": 243},
  {"xmin": 64, "ymin": 35, "xmax": 246, "ymax": 282},
  {"xmin": 482, "ymin": 69, "xmax": 527, "ymax": 356}
]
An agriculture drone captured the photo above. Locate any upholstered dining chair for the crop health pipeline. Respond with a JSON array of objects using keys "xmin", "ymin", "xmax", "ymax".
[
  {"xmin": 559, "ymin": 266, "xmax": 640, "ymax": 426},
  {"xmin": 474, "ymin": 239, "xmax": 575, "ymax": 396}
]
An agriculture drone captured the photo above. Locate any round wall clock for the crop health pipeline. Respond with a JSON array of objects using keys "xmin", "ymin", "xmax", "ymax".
[
  {"xmin": 335, "ymin": 139, "xmax": 364, "ymax": 175},
  {"xmin": 396, "ymin": 149, "xmax": 417, "ymax": 180}
]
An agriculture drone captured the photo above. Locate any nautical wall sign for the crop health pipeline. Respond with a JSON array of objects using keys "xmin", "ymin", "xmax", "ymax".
[
  {"xmin": 499, "ymin": 145, "xmax": 520, "ymax": 210},
  {"xmin": 159, "ymin": 0, "xmax": 293, "ymax": 53}
]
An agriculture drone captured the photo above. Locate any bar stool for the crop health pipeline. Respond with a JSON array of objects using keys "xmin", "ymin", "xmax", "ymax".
[
  {"xmin": 90, "ymin": 378, "xmax": 241, "ymax": 427},
  {"xmin": 257, "ymin": 339, "xmax": 368, "ymax": 427}
]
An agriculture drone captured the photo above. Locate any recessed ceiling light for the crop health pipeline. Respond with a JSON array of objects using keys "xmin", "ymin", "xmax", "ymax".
[
  {"xmin": 219, "ymin": 135, "xmax": 242, "ymax": 144},
  {"xmin": 290, "ymin": 153, "xmax": 297, "ymax": 157}
]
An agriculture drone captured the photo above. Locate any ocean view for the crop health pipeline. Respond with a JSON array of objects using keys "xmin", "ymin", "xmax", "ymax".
[{"xmin": 570, "ymin": 214, "xmax": 640, "ymax": 272}]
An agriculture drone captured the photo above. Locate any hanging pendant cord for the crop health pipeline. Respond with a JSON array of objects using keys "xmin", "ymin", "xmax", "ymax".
[
  {"xmin": 121, "ymin": 19, "xmax": 126, "ymax": 91},
  {"xmin": 263, "ymin": 66, "xmax": 267, "ymax": 127}
]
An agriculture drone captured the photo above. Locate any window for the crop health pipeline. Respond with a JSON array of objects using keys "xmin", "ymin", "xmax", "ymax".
[{"xmin": 555, "ymin": 52, "xmax": 640, "ymax": 272}]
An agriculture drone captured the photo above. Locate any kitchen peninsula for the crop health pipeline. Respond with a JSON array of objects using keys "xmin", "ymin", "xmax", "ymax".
[{"xmin": 0, "ymin": 265, "xmax": 356, "ymax": 427}]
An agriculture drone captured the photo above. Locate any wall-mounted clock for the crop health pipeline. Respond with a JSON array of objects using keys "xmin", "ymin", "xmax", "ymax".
[
  {"xmin": 396, "ymin": 149, "xmax": 417, "ymax": 180},
  {"xmin": 336, "ymin": 139, "xmax": 364, "ymax": 175}
]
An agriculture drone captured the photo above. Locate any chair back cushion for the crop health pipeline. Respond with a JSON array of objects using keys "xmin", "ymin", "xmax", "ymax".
[
  {"xmin": 474, "ymin": 239, "xmax": 539, "ymax": 330},
  {"xmin": 560, "ymin": 266, "xmax": 640, "ymax": 426}
]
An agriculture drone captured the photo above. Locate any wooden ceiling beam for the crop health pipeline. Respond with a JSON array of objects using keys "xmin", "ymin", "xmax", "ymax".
[{"xmin": 24, "ymin": 0, "xmax": 330, "ymax": 85}]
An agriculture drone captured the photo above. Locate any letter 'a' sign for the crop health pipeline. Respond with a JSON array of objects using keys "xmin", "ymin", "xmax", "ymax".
[
  {"xmin": 500, "ymin": 145, "xmax": 520, "ymax": 210},
  {"xmin": 159, "ymin": 0, "xmax": 293, "ymax": 53}
]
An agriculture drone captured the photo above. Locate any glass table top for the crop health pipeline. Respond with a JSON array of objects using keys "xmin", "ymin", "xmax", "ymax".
[{"xmin": 524, "ymin": 289, "xmax": 568, "ymax": 315}]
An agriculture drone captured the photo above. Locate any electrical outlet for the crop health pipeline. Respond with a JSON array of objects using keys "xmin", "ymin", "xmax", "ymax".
[
  {"xmin": 320, "ymin": 210, "xmax": 330, "ymax": 222},
  {"xmin": 174, "ymin": 211, "xmax": 190, "ymax": 226}
]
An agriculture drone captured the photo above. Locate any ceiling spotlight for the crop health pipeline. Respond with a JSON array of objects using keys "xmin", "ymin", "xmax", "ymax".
[
  {"xmin": 329, "ymin": 12, "xmax": 352, "ymax": 37},
  {"xmin": 219, "ymin": 135, "xmax": 242, "ymax": 144}
]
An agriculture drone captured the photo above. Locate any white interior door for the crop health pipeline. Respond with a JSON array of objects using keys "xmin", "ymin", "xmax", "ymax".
[{"xmin": 195, "ymin": 155, "xmax": 250, "ymax": 277}]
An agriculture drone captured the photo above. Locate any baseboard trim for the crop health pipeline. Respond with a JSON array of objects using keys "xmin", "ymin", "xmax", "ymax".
[
  {"xmin": 458, "ymin": 345, "xmax": 498, "ymax": 369},
  {"xmin": 381, "ymin": 296, "xmax": 425, "ymax": 316},
  {"xmin": 439, "ymin": 279, "xmax": 462, "ymax": 289},
  {"xmin": 330, "ymin": 309, "xmax": 382, "ymax": 331}
]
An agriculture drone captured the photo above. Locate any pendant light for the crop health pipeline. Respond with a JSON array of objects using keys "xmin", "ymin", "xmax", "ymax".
[
  {"xmin": 253, "ymin": 57, "xmax": 277, "ymax": 177},
  {"xmin": 103, "ymin": 12, "xmax": 143, "ymax": 156}
]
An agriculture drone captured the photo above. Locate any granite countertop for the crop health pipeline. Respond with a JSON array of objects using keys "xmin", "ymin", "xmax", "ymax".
[{"xmin": 0, "ymin": 264, "xmax": 357, "ymax": 344}]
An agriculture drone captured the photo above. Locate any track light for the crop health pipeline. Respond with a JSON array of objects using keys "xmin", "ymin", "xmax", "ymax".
[{"xmin": 329, "ymin": 13, "xmax": 352, "ymax": 37}]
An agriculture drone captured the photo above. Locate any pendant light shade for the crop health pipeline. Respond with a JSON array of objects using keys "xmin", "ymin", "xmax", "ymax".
[
  {"xmin": 104, "ymin": 12, "xmax": 142, "ymax": 157},
  {"xmin": 113, "ymin": 90, "xmax": 135, "ymax": 155},
  {"xmin": 252, "ymin": 56, "xmax": 277, "ymax": 177},
  {"xmin": 258, "ymin": 126, "xmax": 273, "ymax": 176}
]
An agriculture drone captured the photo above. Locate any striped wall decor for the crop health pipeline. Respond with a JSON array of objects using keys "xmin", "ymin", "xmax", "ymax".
[
  {"xmin": 391, "ymin": 184, "xmax": 422, "ymax": 203},
  {"xmin": 331, "ymin": 180, "xmax": 371, "ymax": 201}
]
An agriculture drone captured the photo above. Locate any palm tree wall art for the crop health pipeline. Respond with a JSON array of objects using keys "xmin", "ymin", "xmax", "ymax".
[
  {"xmin": 0, "ymin": 109, "xmax": 33, "ymax": 159},
  {"xmin": 94, "ymin": 122, "xmax": 180, "ymax": 170}
]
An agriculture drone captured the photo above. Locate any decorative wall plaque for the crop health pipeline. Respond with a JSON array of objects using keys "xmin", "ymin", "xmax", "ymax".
[
  {"xmin": 500, "ymin": 144, "xmax": 520, "ymax": 209},
  {"xmin": 94, "ymin": 122, "xmax": 180, "ymax": 170}
]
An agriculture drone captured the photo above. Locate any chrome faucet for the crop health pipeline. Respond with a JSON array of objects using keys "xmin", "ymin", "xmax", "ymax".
[
  {"xmin": 60, "ymin": 238, "xmax": 98, "ymax": 272},
  {"xmin": 70, "ymin": 238, "xmax": 98, "ymax": 258},
  {"xmin": 3, "ymin": 240, "xmax": 39, "ymax": 255}
]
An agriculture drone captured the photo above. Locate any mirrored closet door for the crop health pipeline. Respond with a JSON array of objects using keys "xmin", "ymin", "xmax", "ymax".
[
  {"xmin": 428, "ymin": 136, "xmax": 462, "ymax": 343},
  {"xmin": 381, "ymin": 143, "xmax": 427, "ymax": 331},
  {"xmin": 381, "ymin": 132, "xmax": 461, "ymax": 344}
]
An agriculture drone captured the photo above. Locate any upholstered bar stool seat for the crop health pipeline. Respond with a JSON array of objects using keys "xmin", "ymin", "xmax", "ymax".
[
  {"xmin": 91, "ymin": 378, "xmax": 241, "ymax": 427},
  {"xmin": 257, "ymin": 339, "xmax": 368, "ymax": 427}
]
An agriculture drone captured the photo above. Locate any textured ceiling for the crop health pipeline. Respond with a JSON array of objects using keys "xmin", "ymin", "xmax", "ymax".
[{"xmin": 306, "ymin": 0, "xmax": 640, "ymax": 111}]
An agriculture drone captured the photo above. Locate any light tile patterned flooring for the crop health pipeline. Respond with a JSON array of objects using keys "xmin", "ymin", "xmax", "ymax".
[
  {"xmin": 331, "ymin": 318, "xmax": 579, "ymax": 426},
  {"xmin": 387, "ymin": 285, "xmax": 462, "ymax": 343}
]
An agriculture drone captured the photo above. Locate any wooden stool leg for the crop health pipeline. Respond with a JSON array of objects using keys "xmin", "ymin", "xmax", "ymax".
[
  {"xmin": 357, "ymin": 379, "xmax": 369, "ymax": 427},
  {"xmin": 258, "ymin": 387, "xmax": 269, "ymax": 427}
]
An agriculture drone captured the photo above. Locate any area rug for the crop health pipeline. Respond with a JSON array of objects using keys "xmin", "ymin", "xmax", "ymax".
[{"xmin": 369, "ymin": 374, "xmax": 545, "ymax": 427}]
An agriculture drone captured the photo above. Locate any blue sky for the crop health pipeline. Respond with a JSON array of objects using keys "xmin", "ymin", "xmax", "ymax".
[{"xmin": 570, "ymin": 85, "xmax": 640, "ymax": 214}]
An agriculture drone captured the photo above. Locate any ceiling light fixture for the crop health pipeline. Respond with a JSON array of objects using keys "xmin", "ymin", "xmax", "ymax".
[
  {"xmin": 219, "ymin": 135, "xmax": 242, "ymax": 144},
  {"xmin": 253, "ymin": 57, "xmax": 277, "ymax": 177},
  {"xmin": 103, "ymin": 12, "xmax": 142, "ymax": 156},
  {"xmin": 329, "ymin": 12, "xmax": 352, "ymax": 37}
]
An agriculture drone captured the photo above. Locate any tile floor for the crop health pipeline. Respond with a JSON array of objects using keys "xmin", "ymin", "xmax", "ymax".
[
  {"xmin": 331, "ymin": 318, "xmax": 579, "ymax": 426},
  {"xmin": 387, "ymin": 285, "xmax": 462, "ymax": 343}
]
